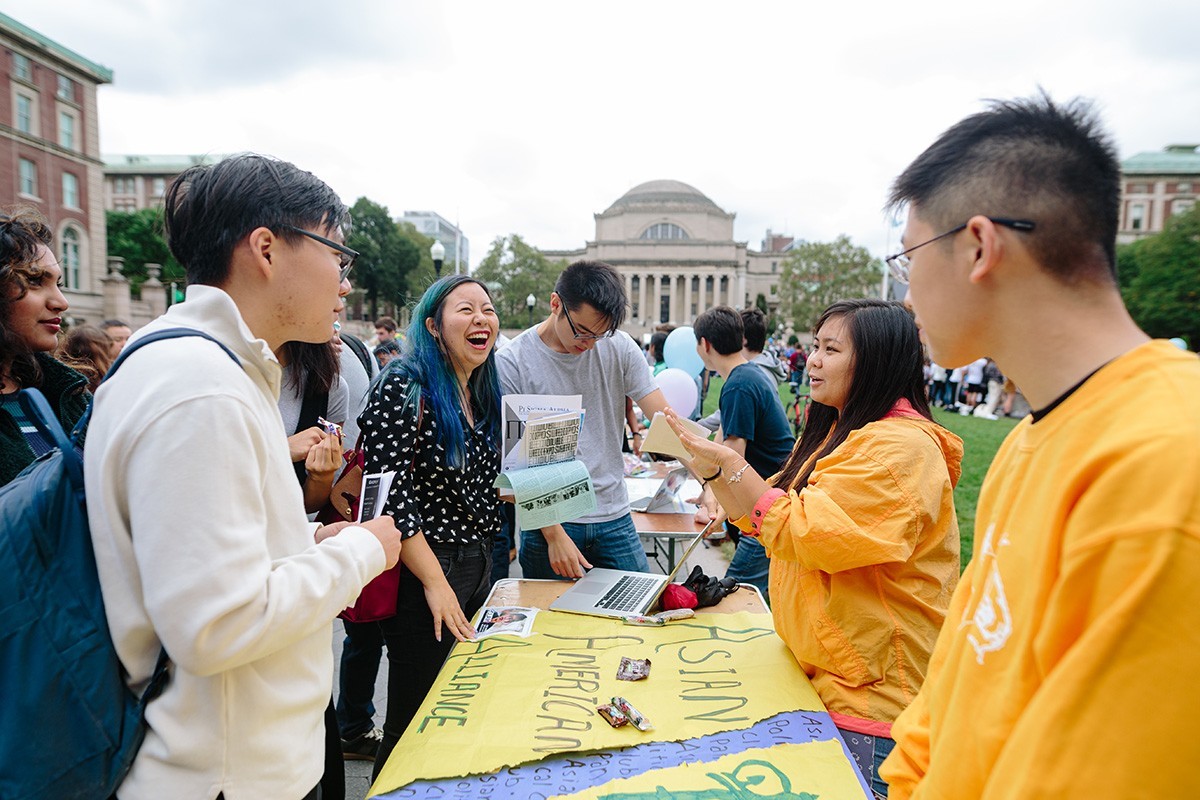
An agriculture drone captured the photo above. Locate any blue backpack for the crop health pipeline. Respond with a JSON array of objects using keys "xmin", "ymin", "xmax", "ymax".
[{"xmin": 0, "ymin": 328, "xmax": 239, "ymax": 800}]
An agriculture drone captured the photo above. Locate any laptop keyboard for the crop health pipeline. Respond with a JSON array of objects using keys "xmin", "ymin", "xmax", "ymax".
[{"xmin": 596, "ymin": 575, "xmax": 658, "ymax": 611}]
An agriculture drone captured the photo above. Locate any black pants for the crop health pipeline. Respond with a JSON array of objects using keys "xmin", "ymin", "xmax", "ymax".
[{"xmin": 371, "ymin": 541, "xmax": 492, "ymax": 781}]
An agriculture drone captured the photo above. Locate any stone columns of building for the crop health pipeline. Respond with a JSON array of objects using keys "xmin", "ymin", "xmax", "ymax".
[
  {"xmin": 623, "ymin": 272, "xmax": 633, "ymax": 311},
  {"xmin": 102, "ymin": 257, "xmax": 132, "ymax": 323},
  {"xmin": 683, "ymin": 273, "xmax": 694, "ymax": 325},
  {"xmin": 142, "ymin": 263, "xmax": 167, "ymax": 321},
  {"xmin": 646, "ymin": 274, "xmax": 658, "ymax": 325},
  {"xmin": 637, "ymin": 273, "xmax": 648, "ymax": 326},
  {"xmin": 667, "ymin": 272, "xmax": 679, "ymax": 325},
  {"xmin": 737, "ymin": 264, "xmax": 748, "ymax": 310}
]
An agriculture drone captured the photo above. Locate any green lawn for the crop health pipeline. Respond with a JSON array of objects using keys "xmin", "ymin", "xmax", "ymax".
[{"xmin": 700, "ymin": 375, "xmax": 1016, "ymax": 570}]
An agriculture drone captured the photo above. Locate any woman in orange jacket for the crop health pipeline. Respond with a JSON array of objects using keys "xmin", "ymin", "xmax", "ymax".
[{"xmin": 666, "ymin": 298, "xmax": 961, "ymax": 797}]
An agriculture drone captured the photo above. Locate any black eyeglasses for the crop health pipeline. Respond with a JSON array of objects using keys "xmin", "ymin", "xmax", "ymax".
[
  {"xmin": 281, "ymin": 224, "xmax": 358, "ymax": 282},
  {"xmin": 885, "ymin": 217, "xmax": 1035, "ymax": 284},
  {"xmin": 561, "ymin": 301, "xmax": 614, "ymax": 341}
]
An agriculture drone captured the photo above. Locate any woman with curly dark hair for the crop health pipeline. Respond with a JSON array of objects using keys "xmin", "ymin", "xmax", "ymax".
[{"xmin": 0, "ymin": 206, "xmax": 89, "ymax": 486}]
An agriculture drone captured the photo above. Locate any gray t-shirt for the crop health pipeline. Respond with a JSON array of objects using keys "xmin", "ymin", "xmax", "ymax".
[
  {"xmin": 277, "ymin": 365, "xmax": 349, "ymax": 436},
  {"xmin": 497, "ymin": 327, "xmax": 658, "ymax": 523}
]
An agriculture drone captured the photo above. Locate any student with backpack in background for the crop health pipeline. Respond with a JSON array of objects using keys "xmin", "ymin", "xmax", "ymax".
[
  {"xmin": 0, "ymin": 206, "xmax": 89, "ymax": 488},
  {"xmin": 84, "ymin": 155, "xmax": 403, "ymax": 800}
]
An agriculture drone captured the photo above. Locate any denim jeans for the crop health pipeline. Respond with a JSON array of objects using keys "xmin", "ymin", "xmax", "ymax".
[
  {"xmin": 491, "ymin": 502, "xmax": 515, "ymax": 585},
  {"xmin": 372, "ymin": 540, "xmax": 492, "ymax": 782},
  {"xmin": 519, "ymin": 513, "xmax": 650, "ymax": 579},
  {"xmin": 837, "ymin": 726, "xmax": 896, "ymax": 798},
  {"xmin": 725, "ymin": 534, "xmax": 770, "ymax": 605},
  {"xmin": 335, "ymin": 619, "xmax": 383, "ymax": 740}
]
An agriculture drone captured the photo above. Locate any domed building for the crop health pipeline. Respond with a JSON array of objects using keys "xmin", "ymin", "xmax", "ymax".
[{"xmin": 542, "ymin": 180, "xmax": 787, "ymax": 336}]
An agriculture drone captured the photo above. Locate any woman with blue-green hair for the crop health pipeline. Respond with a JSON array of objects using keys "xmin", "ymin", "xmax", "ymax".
[{"xmin": 358, "ymin": 274, "xmax": 503, "ymax": 775}]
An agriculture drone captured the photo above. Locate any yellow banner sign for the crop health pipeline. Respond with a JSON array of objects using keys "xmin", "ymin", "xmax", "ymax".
[{"xmin": 373, "ymin": 611, "xmax": 826, "ymax": 796}]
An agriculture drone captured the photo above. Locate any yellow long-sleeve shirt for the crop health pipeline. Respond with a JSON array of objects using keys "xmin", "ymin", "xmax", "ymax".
[
  {"xmin": 882, "ymin": 341, "xmax": 1200, "ymax": 799},
  {"xmin": 756, "ymin": 410, "xmax": 962, "ymax": 731}
]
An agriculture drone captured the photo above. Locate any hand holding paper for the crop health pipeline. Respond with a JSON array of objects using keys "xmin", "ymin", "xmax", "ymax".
[{"xmin": 642, "ymin": 411, "xmax": 712, "ymax": 462}]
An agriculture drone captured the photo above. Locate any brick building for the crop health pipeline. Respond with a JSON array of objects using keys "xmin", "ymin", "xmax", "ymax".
[
  {"xmin": 1, "ymin": 11, "xmax": 114, "ymax": 324},
  {"xmin": 1118, "ymin": 144, "xmax": 1200, "ymax": 244},
  {"xmin": 104, "ymin": 153, "xmax": 222, "ymax": 212}
]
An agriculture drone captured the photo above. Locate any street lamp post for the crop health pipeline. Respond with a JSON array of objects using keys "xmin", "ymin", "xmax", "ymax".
[
  {"xmin": 526, "ymin": 293, "xmax": 536, "ymax": 327},
  {"xmin": 431, "ymin": 240, "xmax": 446, "ymax": 278}
]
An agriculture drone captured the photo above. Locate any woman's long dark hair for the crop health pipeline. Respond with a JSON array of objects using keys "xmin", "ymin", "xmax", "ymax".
[
  {"xmin": 279, "ymin": 339, "xmax": 340, "ymax": 396},
  {"xmin": 0, "ymin": 206, "xmax": 55, "ymax": 389},
  {"xmin": 773, "ymin": 299, "xmax": 932, "ymax": 491},
  {"xmin": 371, "ymin": 275, "xmax": 502, "ymax": 468}
]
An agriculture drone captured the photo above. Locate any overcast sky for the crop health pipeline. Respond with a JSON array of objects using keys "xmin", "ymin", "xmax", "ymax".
[{"xmin": 12, "ymin": 1, "xmax": 1200, "ymax": 268}]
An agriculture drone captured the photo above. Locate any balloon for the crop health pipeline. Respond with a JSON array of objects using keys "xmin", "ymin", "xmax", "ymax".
[
  {"xmin": 663, "ymin": 326, "xmax": 704, "ymax": 377},
  {"xmin": 656, "ymin": 368, "xmax": 699, "ymax": 418},
  {"xmin": 1169, "ymin": 337, "xmax": 1189, "ymax": 351}
]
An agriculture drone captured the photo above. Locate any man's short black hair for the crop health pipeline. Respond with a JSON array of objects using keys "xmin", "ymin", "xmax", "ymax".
[
  {"xmin": 554, "ymin": 260, "xmax": 627, "ymax": 331},
  {"xmin": 693, "ymin": 306, "xmax": 743, "ymax": 356},
  {"xmin": 740, "ymin": 308, "xmax": 768, "ymax": 353},
  {"xmin": 100, "ymin": 319, "xmax": 130, "ymax": 330},
  {"xmin": 649, "ymin": 331, "xmax": 668, "ymax": 362},
  {"xmin": 887, "ymin": 92, "xmax": 1120, "ymax": 284},
  {"xmin": 163, "ymin": 154, "xmax": 349, "ymax": 287}
]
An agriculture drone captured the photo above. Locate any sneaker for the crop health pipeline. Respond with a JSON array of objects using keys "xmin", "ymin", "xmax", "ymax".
[{"xmin": 341, "ymin": 727, "xmax": 383, "ymax": 761}]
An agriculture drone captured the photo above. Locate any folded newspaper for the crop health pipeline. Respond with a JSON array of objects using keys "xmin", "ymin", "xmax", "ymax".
[{"xmin": 495, "ymin": 394, "xmax": 597, "ymax": 530}]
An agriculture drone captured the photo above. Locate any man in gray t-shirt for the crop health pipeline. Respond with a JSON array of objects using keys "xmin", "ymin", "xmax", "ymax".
[{"xmin": 497, "ymin": 260, "xmax": 669, "ymax": 579}]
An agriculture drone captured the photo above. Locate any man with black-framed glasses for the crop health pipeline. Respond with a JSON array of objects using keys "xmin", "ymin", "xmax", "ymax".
[
  {"xmin": 879, "ymin": 95, "xmax": 1200, "ymax": 799},
  {"xmin": 84, "ymin": 154, "xmax": 401, "ymax": 800},
  {"xmin": 497, "ymin": 260, "xmax": 673, "ymax": 580}
]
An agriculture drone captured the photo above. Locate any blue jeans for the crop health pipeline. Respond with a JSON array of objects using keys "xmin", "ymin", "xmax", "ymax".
[
  {"xmin": 519, "ymin": 513, "xmax": 649, "ymax": 579},
  {"xmin": 837, "ymin": 726, "xmax": 896, "ymax": 798},
  {"xmin": 491, "ymin": 502, "xmax": 515, "ymax": 585},
  {"xmin": 335, "ymin": 619, "xmax": 383, "ymax": 740},
  {"xmin": 725, "ymin": 534, "xmax": 770, "ymax": 605}
]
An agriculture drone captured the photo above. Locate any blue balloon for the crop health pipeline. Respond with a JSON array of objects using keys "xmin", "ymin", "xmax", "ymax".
[{"xmin": 663, "ymin": 326, "xmax": 704, "ymax": 377}]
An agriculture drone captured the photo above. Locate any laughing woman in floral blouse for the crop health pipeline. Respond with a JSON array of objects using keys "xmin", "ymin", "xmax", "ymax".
[{"xmin": 359, "ymin": 274, "xmax": 503, "ymax": 777}]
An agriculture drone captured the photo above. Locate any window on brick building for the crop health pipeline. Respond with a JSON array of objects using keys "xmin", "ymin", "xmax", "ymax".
[
  {"xmin": 57, "ymin": 74, "xmax": 73, "ymax": 101},
  {"xmin": 19, "ymin": 158, "xmax": 37, "ymax": 197},
  {"xmin": 63, "ymin": 172, "xmax": 79, "ymax": 208},
  {"xmin": 13, "ymin": 52, "xmax": 31, "ymax": 81},
  {"xmin": 16, "ymin": 93, "xmax": 33, "ymax": 134},
  {"xmin": 1129, "ymin": 203, "xmax": 1146, "ymax": 231},
  {"xmin": 1173, "ymin": 199, "xmax": 1195, "ymax": 217},
  {"xmin": 60, "ymin": 227, "xmax": 81, "ymax": 290},
  {"xmin": 59, "ymin": 110, "xmax": 76, "ymax": 150}
]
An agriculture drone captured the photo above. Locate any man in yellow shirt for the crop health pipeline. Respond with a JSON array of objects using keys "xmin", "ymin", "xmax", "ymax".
[{"xmin": 879, "ymin": 95, "xmax": 1200, "ymax": 797}]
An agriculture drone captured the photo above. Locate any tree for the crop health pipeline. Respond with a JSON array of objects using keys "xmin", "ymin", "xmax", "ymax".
[
  {"xmin": 346, "ymin": 197, "xmax": 417, "ymax": 320},
  {"xmin": 473, "ymin": 235, "xmax": 566, "ymax": 328},
  {"xmin": 1118, "ymin": 204, "xmax": 1200, "ymax": 348},
  {"xmin": 105, "ymin": 209, "xmax": 182, "ymax": 296},
  {"xmin": 777, "ymin": 235, "xmax": 882, "ymax": 331}
]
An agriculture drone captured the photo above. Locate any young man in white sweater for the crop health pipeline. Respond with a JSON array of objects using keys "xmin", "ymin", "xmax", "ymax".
[{"xmin": 85, "ymin": 155, "xmax": 402, "ymax": 800}]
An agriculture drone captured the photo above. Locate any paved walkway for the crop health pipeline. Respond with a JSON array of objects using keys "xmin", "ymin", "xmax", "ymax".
[{"xmin": 333, "ymin": 531, "xmax": 736, "ymax": 799}]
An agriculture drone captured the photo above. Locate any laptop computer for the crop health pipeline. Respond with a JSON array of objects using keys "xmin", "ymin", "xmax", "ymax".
[
  {"xmin": 550, "ymin": 519, "xmax": 715, "ymax": 620},
  {"xmin": 628, "ymin": 467, "xmax": 690, "ymax": 513}
]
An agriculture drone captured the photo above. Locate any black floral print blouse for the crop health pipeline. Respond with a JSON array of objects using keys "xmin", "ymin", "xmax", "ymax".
[{"xmin": 359, "ymin": 372, "xmax": 501, "ymax": 546}]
